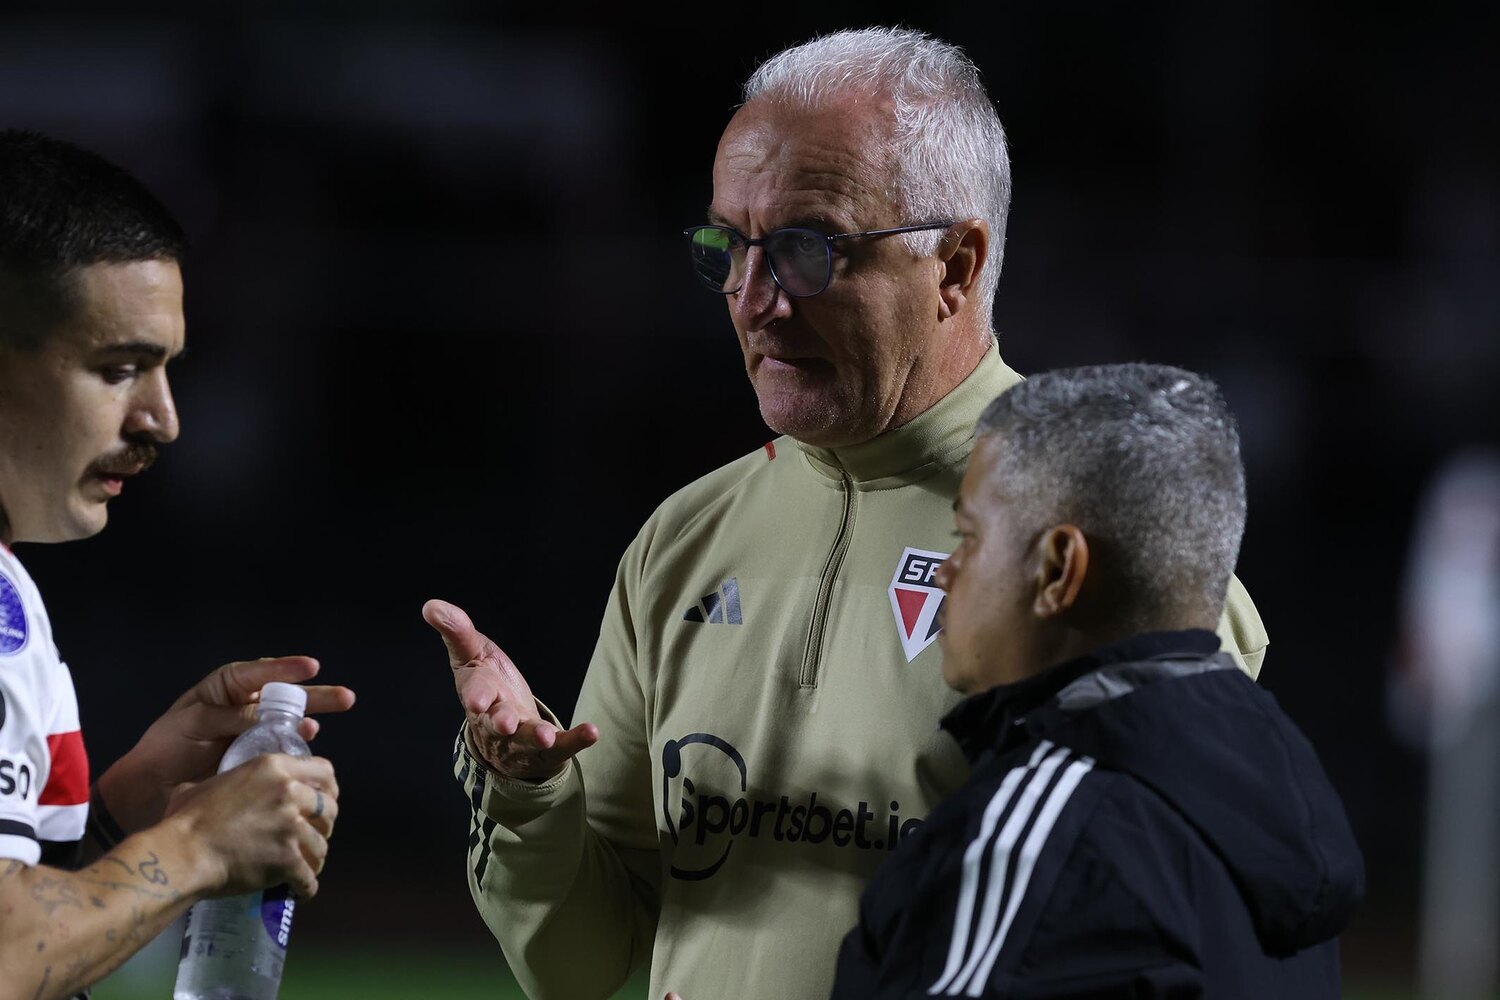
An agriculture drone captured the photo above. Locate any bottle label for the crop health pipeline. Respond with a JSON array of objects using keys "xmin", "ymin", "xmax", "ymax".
[{"xmin": 260, "ymin": 885, "xmax": 296, "ymax": 950}]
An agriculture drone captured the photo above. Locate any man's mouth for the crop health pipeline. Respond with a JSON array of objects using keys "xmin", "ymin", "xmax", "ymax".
[
  {"xmin": 89, "ymin": 465, "xmax": 147, "ymax": 497},
  {"xmin": 756, "ymin": 352, "xmax": 830, "ymax": 373},
  {"xmin": 92, "ymin": 472, "xmax": 127, "ymax": 497},
  {"xmin": 748, "ymin": 334, "xmax": 822, "ymax": 363},
  {"xmin": 85, "ymin": 445, "xmax": 157, "ymax": 497}
]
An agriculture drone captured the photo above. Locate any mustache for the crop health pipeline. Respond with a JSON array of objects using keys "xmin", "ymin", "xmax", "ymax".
[{"xmin": 88, "ymin": 441, "xmax": 158, "ymax": 478}]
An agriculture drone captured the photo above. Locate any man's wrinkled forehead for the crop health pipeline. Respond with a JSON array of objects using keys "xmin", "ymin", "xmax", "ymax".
[{"xmin": 711, "ymin": 98, "xmax": 897, "ymax": 230}]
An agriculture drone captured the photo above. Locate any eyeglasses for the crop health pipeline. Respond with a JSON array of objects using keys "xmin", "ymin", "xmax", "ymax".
[{"xmin": 683, "ymin": 221, "xmax": 954, "ymax": 298}]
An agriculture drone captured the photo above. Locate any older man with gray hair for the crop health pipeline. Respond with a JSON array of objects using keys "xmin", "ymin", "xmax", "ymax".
[
  {"xmin": 430, "ymin": 29, "xmax": 1268, "ymax": 1000},
  {"xmin": 833, "ymin": 364, "xmax": 1362, "ymax": 999}
]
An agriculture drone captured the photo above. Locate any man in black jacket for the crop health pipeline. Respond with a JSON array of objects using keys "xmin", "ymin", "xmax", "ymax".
[{"xmin": 830, "ymin": 363, "xmax": 1363, "ymax": 999}]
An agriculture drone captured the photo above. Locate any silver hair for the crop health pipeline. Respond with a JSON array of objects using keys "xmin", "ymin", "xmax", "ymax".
[
  {"xmin": 976, "ymin": 364, "xmax": 1247, "ymax": 624},
  {"xmin": 744, "ymin": 27, "xmax": 1011, "ymax": 328}
]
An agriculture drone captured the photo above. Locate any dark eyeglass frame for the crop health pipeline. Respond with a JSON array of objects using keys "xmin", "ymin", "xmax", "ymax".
[{"xmin": 683, "ymin": 220, "xmax": 955, "ymax": 298}]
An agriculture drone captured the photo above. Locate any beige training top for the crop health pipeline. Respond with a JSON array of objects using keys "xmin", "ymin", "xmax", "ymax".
[{"xmin": 454, "ymin": 342, "xmax": 1268, "ymax": 1000}]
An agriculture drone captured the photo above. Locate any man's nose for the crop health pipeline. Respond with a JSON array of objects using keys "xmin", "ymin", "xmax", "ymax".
[
  {"xmin": 127, "ymin": 370, "xmax": 180, "ymax": 443},
  {"xmin": 731, "ymin": 246, "xmax": 791, "ymax": 329}
]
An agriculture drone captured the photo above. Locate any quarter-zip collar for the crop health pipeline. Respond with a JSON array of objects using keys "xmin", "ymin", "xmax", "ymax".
[{"xmin": 798, "ymin": 342, "xmax": 1021, "ymax": 489}]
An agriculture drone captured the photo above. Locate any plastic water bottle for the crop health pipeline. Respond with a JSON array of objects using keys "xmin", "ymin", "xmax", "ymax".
[{"xmin": 173, "ymin": 682, "xmax": 311, "ymax": 1000}]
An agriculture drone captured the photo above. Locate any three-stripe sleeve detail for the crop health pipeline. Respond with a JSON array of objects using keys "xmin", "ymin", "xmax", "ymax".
[
  {"xmin": 456, "ymin": 728, "xmax": 495, "ymax": 887},
  {"xmin": 928, "ymin": 741, "xmax": 1096, "ymax": 997}
]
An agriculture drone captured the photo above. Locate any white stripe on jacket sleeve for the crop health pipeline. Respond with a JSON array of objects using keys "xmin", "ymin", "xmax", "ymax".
[
  {"xmin": 929, "ymin": 742, "xmax": 1096, "ymax": 996},
  {"xmin": 929, "ymin": 741, "xmax": 1058, "ymax": 995},
  {"xmin": 964, "ymin": 755, "xmax": 1095, "ymax": 995}
]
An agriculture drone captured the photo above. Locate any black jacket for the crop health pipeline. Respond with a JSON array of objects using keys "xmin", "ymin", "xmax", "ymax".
[{"xmin": 830, "ymin": 630, "xmax": 1364, "ymax": 999}]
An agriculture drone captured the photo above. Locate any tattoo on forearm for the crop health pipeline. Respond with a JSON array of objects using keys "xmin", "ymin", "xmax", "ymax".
[
  {"xmin": 30, "ymin": 876, "xmax": 83, "ymax": 914},
  {"xmin": 86, "ymin": 851, "xmax": 177, "ymax": 900},
  {"xmin": 2, "ymin": 851, "xmax": 188, "ymax": 1000},
  {"xmin": 77, "ymin": 875, "xmax": 180, "ymax": 903},
  {"xmin": 125, "ymin": 904, "xmax": 150, "ymax": 947},
  {"xmin": 101, "ymin": 856, "xmax": 136, "ymax": 876},
  {"xmin": 27, "ymin": 903, "xmax": 167, "ymax": 1000},
  {"xmin": 137, "ymin": 851, "xmax": 169, "ymax": 886}
]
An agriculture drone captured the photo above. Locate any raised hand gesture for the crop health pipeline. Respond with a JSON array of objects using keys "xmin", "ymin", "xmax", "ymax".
[{"xmin": 424, "ymin": 599, "xmax": 598, "ymax": 782}]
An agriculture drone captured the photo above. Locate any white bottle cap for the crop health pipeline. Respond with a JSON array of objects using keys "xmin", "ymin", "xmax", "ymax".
[{"xmin": 259, "ymin": 682, "xmax": 308, "ymax": 718}]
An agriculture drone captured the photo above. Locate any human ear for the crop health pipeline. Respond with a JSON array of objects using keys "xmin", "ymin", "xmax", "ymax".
[
  {"xmin": 936, "ymin": 219, "xmax": 990, "ymax": 320},
  {"xmin": 1032, "ymin": 525, "xmax": 1088, "ymax": 618}
]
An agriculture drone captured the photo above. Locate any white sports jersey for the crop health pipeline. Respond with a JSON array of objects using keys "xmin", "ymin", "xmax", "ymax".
[{"xmin": 0, "ymin": 544, "xmax": 89, "ymax": 867}]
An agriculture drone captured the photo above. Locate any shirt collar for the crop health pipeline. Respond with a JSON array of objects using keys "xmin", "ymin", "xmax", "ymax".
[{"xmin": 796, "ymin": 341, "xmax": 1021, "ymax": 487}]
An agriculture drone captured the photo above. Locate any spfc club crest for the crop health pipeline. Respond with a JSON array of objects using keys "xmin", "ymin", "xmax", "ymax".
[{"xmin": 888, "ymin": 547, "xmax": 948, "ymax": 662}]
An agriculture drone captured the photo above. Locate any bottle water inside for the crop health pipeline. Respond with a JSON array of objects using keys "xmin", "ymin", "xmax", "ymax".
[{"xmin": 173, "ymin": 682, "xmax": 311, "ymax": 1000}]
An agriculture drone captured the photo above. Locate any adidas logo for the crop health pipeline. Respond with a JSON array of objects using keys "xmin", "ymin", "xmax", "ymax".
[{"xmin": 684, "ymin": 578, "xmax": 743, "ymax": 625}]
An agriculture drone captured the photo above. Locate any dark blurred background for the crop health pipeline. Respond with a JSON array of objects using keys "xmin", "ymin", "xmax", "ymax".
[{"xmin": 3, "ymin": 1, "xmax": 1496, "ymax": 993}]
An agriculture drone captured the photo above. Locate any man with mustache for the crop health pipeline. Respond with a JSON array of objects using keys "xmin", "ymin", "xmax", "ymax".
[
  {"xmin": 431, "ymin": 28, "xmax": 1268, "ymax": 1000},
  {"xmin": 0, "ymin": 129, "xmax": 354, "ymax": 1000}
]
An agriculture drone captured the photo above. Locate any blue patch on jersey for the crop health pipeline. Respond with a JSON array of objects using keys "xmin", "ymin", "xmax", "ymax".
[{"xmin": 0, "ymin": 572, "xmax": 28, "ymax": 655}]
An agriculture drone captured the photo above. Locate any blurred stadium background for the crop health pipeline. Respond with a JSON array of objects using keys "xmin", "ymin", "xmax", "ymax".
[{"xmin": 2, "ymin": 2, "xmax": 1495, "ymax": 996}]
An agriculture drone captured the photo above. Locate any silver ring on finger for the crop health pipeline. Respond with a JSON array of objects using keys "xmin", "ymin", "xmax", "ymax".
[{"xmin": 313, "ymin": 789, "xmax": 325, "ymax": 819}]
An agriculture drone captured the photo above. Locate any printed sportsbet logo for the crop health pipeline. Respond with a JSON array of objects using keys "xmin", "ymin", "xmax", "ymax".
[
  {"xmin": 888, "ymin": 547, "xmax": 948, "ymax": 662},
  {"xmin": 660, "ymin": 732, "xmax": 923, "ymax": 882}
]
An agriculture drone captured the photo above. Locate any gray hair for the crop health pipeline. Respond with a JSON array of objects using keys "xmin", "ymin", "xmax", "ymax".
[
  {"xmin": 744, "ymin": 28, "xmax": 1011, "ymax": 328},
  {"xmin": 976, "ymin": 364, "xmax": 1247, "ymax": 624}
]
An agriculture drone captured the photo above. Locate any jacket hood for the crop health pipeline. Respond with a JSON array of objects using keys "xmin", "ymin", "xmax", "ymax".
[{"xmin": 949, "ymin": 632, "xmax": 1365, "ymax": 955}]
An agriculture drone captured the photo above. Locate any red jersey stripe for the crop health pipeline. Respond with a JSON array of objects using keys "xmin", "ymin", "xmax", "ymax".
[{"xmin": 40, "ymin": 730, "xmax": 89, "ymax": 806}]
